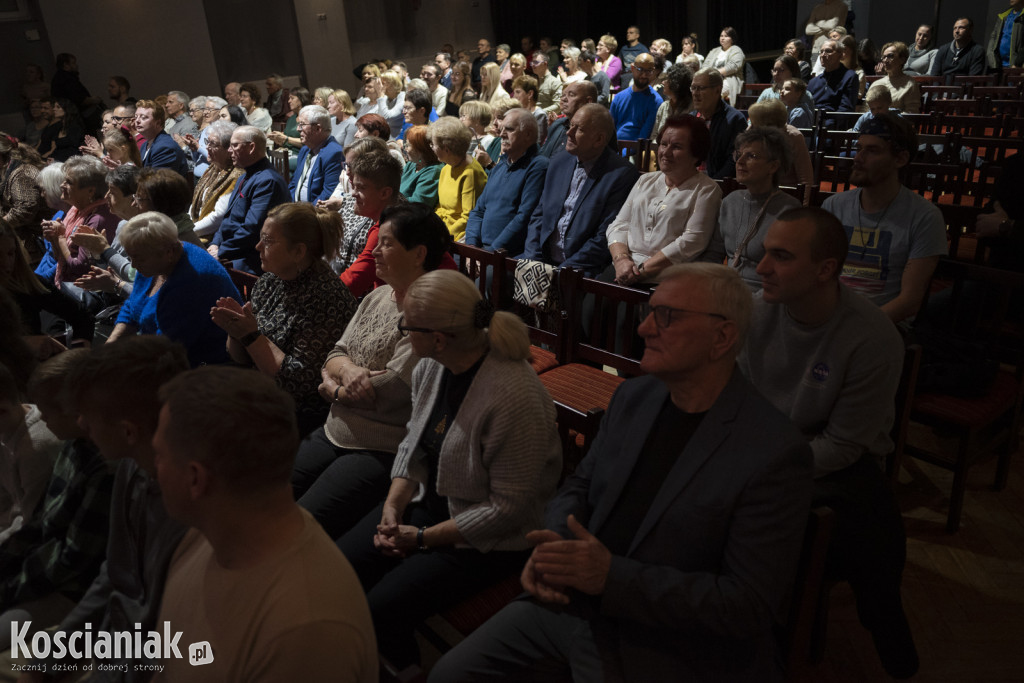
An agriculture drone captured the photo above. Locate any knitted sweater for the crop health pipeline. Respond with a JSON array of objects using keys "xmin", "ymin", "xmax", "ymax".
[
  {"xmin": 391, "ymin": 354, "xmax": 562, "ymax": 552},
  {"xmin": 323, "ymin": 285, "xmax": 416, "ymax": 453}
]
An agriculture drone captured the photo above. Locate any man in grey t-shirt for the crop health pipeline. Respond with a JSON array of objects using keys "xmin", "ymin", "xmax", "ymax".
[{"xmin": 822, "ymin": 114, "xmax": 947, "ymax": 324}]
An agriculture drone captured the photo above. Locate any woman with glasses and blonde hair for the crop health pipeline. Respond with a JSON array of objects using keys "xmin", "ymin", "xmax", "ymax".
[
  {"xmin": 337, "ymin": 268, "xmax": 561, "ymax": 670},
  {"xmin": 874, "ymin": 42, "xmax": 921, "ymax": 113}
]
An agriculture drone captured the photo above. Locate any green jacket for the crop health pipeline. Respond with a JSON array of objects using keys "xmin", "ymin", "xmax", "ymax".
[{"xmin": 987, "ymin": 7, "xmax": 1024, "ymax": 69}]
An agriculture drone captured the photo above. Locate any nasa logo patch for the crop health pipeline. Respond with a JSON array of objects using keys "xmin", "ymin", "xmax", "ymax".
[{"xmin": 811, "ymin": 363, "xmax": 829, "ymax": 382}]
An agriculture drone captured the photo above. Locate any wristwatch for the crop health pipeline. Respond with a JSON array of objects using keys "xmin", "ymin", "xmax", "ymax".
[
  {"xmin": 238, "ymin": 330, "xmax": 262, "ymax": 347},
  {"xmin": 417, "ymin": 526, "xmax": 429, "ymax": 551}
]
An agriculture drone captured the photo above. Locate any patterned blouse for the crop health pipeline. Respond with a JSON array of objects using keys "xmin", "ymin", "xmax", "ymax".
[
  {"xmin": 329, "ymin": 194, "xmax": 374, "ymax": 275},
  {"xmin": 250, "ymin": 259, "xmax": 359, "ymax": 418}
]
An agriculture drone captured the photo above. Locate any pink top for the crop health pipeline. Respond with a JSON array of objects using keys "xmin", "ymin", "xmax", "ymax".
[{"xmin": 598, "ymin": 55, "xmax": 623, "ymax": 88}]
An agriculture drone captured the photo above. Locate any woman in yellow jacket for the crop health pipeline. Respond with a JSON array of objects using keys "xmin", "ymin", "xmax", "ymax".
[{"xmin": 428, "ymin": 116, "xmax": 487, "ymax": 242}]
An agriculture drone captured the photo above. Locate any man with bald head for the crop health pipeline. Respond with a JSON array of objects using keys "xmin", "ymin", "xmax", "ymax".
[
  {"xmin": 609, "ymin": 52, "xmax": 663, "ymax": 142},
  {"xmin": 524, "ymin": 104, "xmax": 639, "ymax": 275},
  {"xmin": 209, "ymin": 126, "xmax": 289, "ymax": 274},
  {"xmin": 465, "ymin": 108, "xmax": 548, "ymax": 253},
  {"xmin": 539, "ymin": 81, "xmax": 598, "ymax": 157},
  {"xmin": 224, "ymin": 81, "xmax": 242, "ymax": 107}
]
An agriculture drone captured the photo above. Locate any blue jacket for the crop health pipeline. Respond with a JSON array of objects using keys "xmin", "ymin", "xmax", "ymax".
[
  {"xmin": 289, "ymin": 136, "xmax": 344, "ymax": 203},
  {"xmin": 212, "ymin": 158, "xmax": 290, "ymax": 274},
  {"xmin": 140, "ymin": 131, "xmax": 190, "ymax": 179},
  {"xmin": 116, "ymin": 242, "xmax": 241, "ymax": 367},
  {"xmin": 523, "ymin": 147, "xmax": 639, "ymax": 277},
  {"xmin": 464, "ymin": 145, "xmax": 548, "ymax": 254}
]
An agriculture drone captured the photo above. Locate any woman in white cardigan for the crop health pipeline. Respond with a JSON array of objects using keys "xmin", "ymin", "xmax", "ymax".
[
  {"xmin": 704, "ymin": 26, "xmax": 745, "ymax": 104},
  {"xmin": 338, "ymin": 269, "xmax": 562, "ymax": 670}
]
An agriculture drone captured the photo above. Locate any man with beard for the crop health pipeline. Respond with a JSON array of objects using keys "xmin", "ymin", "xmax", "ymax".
[
  {"xmin": 609, "ymin": 53, "xmax": 663, "ymax": 142},
  {"xmin": 821, "ymin": 115, "xmax": 946, "ymax": 324}
]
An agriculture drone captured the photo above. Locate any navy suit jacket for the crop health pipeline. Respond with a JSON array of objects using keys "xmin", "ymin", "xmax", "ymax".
[
  {"xmin": 140, "ymin": 131, "xmax": 190, "ymax": 179},
  {"xmin": 289, "ymin": 136, "xmax": 344, "ymax": 203},
  {"xmin": 545, "ymin": 371, "xmax": 813, "ymax": 681},
  {"xmin": 522, "ymin": 147, "xmax": 639, "ymax": 277},
  {"xmin": 211, "ymin": 158, "xmax": 289, "ymax": 274}
]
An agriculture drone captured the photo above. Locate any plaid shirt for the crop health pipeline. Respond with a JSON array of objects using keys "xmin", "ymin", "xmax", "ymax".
[{"xmin": 0, "ymin": 438, "xmax": 114, "ymax": 608}]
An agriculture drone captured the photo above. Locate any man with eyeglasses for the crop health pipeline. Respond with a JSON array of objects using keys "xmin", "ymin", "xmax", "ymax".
[
  {"xmin": 689, "ymin": 66, "xmax": 747, "ymax": 179},
  {"xmin": 821, "ymin": 115, "xmax": 946, "ymax": 324},
  {"xmin": 209, "ymin": 126, "xmax": 289, "ymax": 274},
  {"xmin": 289, "ymin": 105, "xmax": 344, "ymax": 203},
  {"xmin": 429, "ymin": 262, "xmax": 812, "ymax": 682},
  {"xmin": 807, "ymin": 39, "xmax": 859, "ymax": 117},
  {"xmin": 741, "ymin": 207, "xmax": 918, "ymax": 678},
  {"xmin": 609, "ymin": 52, "xmax": 663, "ymax": 142}
]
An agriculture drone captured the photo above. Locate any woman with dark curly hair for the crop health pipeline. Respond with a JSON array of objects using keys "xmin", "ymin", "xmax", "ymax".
[{"xmin": 652, "ymin": 63, "xmax": 694, "ymax": 141}]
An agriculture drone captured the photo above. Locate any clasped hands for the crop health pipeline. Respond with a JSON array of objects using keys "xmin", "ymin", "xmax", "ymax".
[
  {"xmin": 521, "ymin": 514, "xmax": 611, "ymax": 604},
  {"xmin": 373, "ymin": 505, "xmax": 418, "ymax": 558},
  {"xmin": 317, "ymin": 360, "xmax": 385, "ymax": 409}
]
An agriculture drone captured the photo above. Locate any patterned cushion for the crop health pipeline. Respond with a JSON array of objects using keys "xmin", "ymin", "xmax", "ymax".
[
  {"xmin": 529, "ymin": 345, "xmax": 560, "ymax": 374},
  {"xmin": 539, "ymin": 363, "xmax": 624, "ymax": 413},
  {"xmin": 913, "ymin": 370, "xmax": 1021, "ymax": 425}
]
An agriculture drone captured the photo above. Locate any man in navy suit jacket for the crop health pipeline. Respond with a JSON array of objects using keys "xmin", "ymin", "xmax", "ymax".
[
  {"xmin": 289, "ymin": 105, "xmax": 344, "ymax": 203},
  {"xmin": 209, "ymin": 126, "xmax": 289, "ymax": 274},
  {"xmin": 522, "ymin": 104, "xmax": 639, "ymax": 277},
  {"xmin": 135, "ymin": 99, "xmax": 190, "ymax": 179},
  {"xmin": 430, "ymin": 264, "xmax": 813, "ymax": 682}
]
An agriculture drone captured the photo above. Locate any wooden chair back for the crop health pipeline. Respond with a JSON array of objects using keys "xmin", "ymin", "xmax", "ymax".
[{"xmin": 269, "ymin": 148, "xmax": 290, "ymax": 184}]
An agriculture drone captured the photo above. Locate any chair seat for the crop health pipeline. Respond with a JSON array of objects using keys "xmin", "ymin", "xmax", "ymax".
[
  {"xmin": 529, "ymin": 345, "xmax": 560, "ymax": 374},
  {"xmin": 440, "ymin": 574, "xmax": 523, "ymax": 636},
  {"xmin": 913, "ymin": 370, "xmax": 1021, "ymax": 426},
  {"xmin": 540, "ymin": 363, "xmax": 624, "ymax": 413}
]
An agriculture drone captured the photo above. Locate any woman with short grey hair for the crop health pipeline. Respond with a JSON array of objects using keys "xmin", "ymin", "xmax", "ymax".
[{"xmin": 190, "ymin": 120, "xmax": 242, "ymax": 239}]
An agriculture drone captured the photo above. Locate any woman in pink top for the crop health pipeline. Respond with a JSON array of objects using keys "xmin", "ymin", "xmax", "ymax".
[{"xmin": 596, "ymin": 34, "xmax": 623, "ymax": 91}]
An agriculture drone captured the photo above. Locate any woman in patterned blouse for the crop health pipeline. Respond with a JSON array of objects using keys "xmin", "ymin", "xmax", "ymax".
[{"xmin": 210, "ymin": 202, "xmax": 358, "ymax": 436}]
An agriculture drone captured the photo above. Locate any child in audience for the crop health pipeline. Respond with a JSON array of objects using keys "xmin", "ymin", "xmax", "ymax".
[
  {"xmin": 0, "ymin": 363, "xmax": 62, "ymax": 545},
  {"xmin": 780, "ymin": 78, "xmax": 815, "ymax": 128},
  {"xmin": 851, "ymin": 85, "xmax": 902, "ymax": 132}
]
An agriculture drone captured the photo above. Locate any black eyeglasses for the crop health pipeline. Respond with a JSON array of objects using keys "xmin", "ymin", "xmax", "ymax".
[
  {"xmin": 396, "ymin": 315, "xmax": 453, "ymax": 337},
  {"xmin": 646, "ymin": 305, "xmax": 726, "ymax": 329}
]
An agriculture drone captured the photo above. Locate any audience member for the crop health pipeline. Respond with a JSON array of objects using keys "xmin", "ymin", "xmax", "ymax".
[
  {"xmin": 905, "ymin": 25, "xmax": 937, "ymax": 75},
  {"xmin": 431, "ymin": 117, "xmax": 488, "ymax": 243},
  {"xmin": 821, "ymin": 114, "xmax": 946, "ymax": 323},
  {"xmin": 223, "ymin": 81, "xmax": 242, "ymax": 107},
  {"xmin": 619, "ymin": 25, "xmax": 649, "ymax": 90},
  {"xmin": 20, "ymin": 100, "xmax": 51, "ymax": 151},
  {"xmin": 676, "ymin": 33, "xmax": 705, "ymax": 69},
  {"xmin": 610, "ymin": 53, "xmax": 664, "ymax": 142},
  {"xmin": 268, "ymin": 87, "xmax": 310, "ymax": 157},
  {"xmin": 689, "ymin": 67, "xmax": 747, "ymax": 180},
  {"xmin": 595, "ymin": 34, "xmax": 624, "ymax": 92},
  {"xmin": 339, "ymin": 269, "xmax": 561, "ymax": 669},
  {"xmin": 839, "ymin": 35, "xmax": 867, "ymax": 101},
  {"xmin": 988, "ymin": 0, "xmax": 1023, "ymax": 70},
  {"xmin": 153, "ymin": 366, "xmax": 377, "ymax": 681},
  {"xmin": 211, "ymin": 203, "xmax": 358, "ymax": 435},
  {"xmin": 135, "ymin": 99, "xmax": 190, "ymax": 179},
  {"xmin": 458, "ymin": 100, "xmax": 495, "ymax": 156},
  {"xmin": 429, "ymin": 263, "xmax": 812, "ymax": 682},
  {"xmin": 577, "ymin": 50, "xmax": 610, "ymax": 107},
  {"xmin": 102, "ymin": 126, "xmax": 142, "ymax": 167},
  {"xmin": 327, "ymin": 89, "xmax": 359, "ymax": 149},
  {"xmin": 780, "ymin": 78, "xmax": 815, "ymax": 127},
  {"xmin": 420, "ymin": 63, "xmax": 448, "ymax": 117},
  {"xmin": 930, "ymin": 17, "xmax": 987, "ymax": 76},
  {"xmin": 239, "ymin": 82, "xmax": 273, "ymax": 133},
  {"xmin": 539, "ymin": 81, "xmax": 597, "ymax": 158},
  {"xmin": 111, "ymin": 211, "xmax": 241, "ymax": 366},
  {"xmin": 209, "ymin": 126, "xmax": 290, "ymax": 274},
  {"xmin": 30, "ymin": 163, "xmax": 66, "ymax": 281},
  {"xmin": 69, "ymin": 164, "xmax": 140, "ymax": 300},
  {"xmin": 524, "ymin": 104, "xmax": 639, "ymax": 276},
  {"xmin": 850, "ymin": 86, "xmax": 901, "ymax": 132},
  {"xmin": 293, "ymin": 203, "xmax": 451, "ymax": 539},
  {"xmin": 400, "ymin": 125, "xmax": 442, "ymax": 207},
  {"xmin": 509, "ymin": 76, "xmax": 549, "ymax": 147},
  {"xmin": 265, "ymin": 73, "xmax": 287, "ymax": 120},
  {"xmin": 38, "ymin": 99, "xmax": 85, "ymax": 163},
  {"xmin": 479, "ymin": 62, "xmax": 509, "ymax": 106},
  {"xmin": 163, "ymin": 91, "xmax": 197, "ymax": 139},
  {"xmin": 401, "ymin": 89, "xmax": 433, "ymax": 139},
  {"xmin": 742, "ymin": 207, "xmax": 919, "ymax": 679},
  {"xmin": 747, "ymin": 100, "xmax": 814, "ymax": 205},
  {"xmin": 529, "ymin": 53, "xmax": 563, "ymax": 115},
  {"xmin": 446, "ymin": 61, "xmax": 477, "ymax": 117},
  {"xmin": 605, "ymin": 116, "xmax": 721, "ymax": 286},
  {"xmin": 808, "ymin": 40, "xmax": 859, "ymax": 117},
  {"xmin": 504, "ymin": 53, "xmax": 527, "ymax": 94},
  {"xmin": 0, "ymin": 349, "xmax": 114, "ymax": 649},
  {"xmin": 436, "ymin": 51, "xmax": 454, "ymax": 89},
  {"xmin": 465, "ymin": 109, "xmax": 547, "ymax": 253},
  {"xmin": 652, "ymin": 63, "xmax": 693, "ymax": 141},
  {"xmin": 0, "ymin": 135, "xmax": 47, "ymax": 254},
  {"xmin": 472, "ymin": 38, "xmax": 497, "ymax": 91},
  {"xmin": 318, "ymin": 138, "xmax": 387, "ymax": 275},
  {"xmin": 190, "ymin": 120, "xmax": 242, "ymax": 241},
  {"xmin": 704, "ymin": 26, "xmax": 745, "ymax": 103},
  {"xmin": 785, "ymin": 38, "xmax": 813, "ymax": 80},
  {"xmin": 702, "ymin": 126, "xmax": 800, "ymax": 287},
  {"xmin": 50, "ymin": 54, "xmax": 102, "ymax": 128},
  {"xmin": 132, "ymin": 167, "xmax": 202, "ymax": 247},
  {"xmin": 290, "ymin": 105, "xmax": 344, "ymax": 203},
  {"xmin": 806, "ymin": 0, "xmax": 849, "ymax": 56}
]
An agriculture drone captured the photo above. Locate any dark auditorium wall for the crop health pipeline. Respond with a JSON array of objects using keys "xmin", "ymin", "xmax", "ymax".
[{"xmin": 0, "ymin": 0, "xmax": 54, "ymax": 126}]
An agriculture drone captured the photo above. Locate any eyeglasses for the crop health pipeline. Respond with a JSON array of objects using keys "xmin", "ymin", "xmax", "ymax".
[
  {"xmin": 732, "ymin": 150, "xmax": 765, "ymax": 162},
  {"xmin": 396, "ymin": 315, "xmax": 453, "ymax": 337},
  {"xmin": 647, "ymin": 305, "xmax": 726, "ymax": 329},
  {"xmin": 881, "ymin": 53, "xmax": 898, "ymax": 61},
  {"xmin": 110, "ymin": 115, "xmax": 131, "ymax": 122},
  {"xmin": 257, "ymin": 232, "xmax": 281, "ymax": 246},
  {"xmin": 297, "ymin": 122, "xmax": 315, "ymax": 129},
  {"xmin": 633, "ymin": 66, "xmax": 655, "ymax": 74},
  {"xmin": 690, "ymin": 84, "xmax": 714, "ymax": 93}
]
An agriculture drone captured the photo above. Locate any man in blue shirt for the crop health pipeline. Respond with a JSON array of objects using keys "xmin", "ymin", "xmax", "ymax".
[
  {"xmin": 610, "ymin": 53, "xmax": 663, "ymax": 142},
  {"xmin": 465, "ymin": 109, "xmax": 548, "ymax": 254},
  {"xmin": 209, "ymin": 126, "xmax": 289, "ymax": 274}
]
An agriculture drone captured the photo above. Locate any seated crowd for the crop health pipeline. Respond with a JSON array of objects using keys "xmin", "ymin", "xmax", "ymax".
[{"xmin": 0, "ymin": 7, "xmax": 1022, "ymax": 679}]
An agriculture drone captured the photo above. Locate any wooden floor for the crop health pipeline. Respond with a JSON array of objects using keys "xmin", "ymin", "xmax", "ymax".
[{"xmin": 806, "ymin": 429, "xmax": 1024, "ymax": 683}]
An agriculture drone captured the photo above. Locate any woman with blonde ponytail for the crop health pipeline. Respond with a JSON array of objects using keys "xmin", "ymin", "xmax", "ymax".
[
  {"xmin": 336, "ymin": 269, "xmax": 562, "ymax": 669},
  {"xmin": 210, "ymin": 202, "xmax": 358, "ymax": 435}
]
